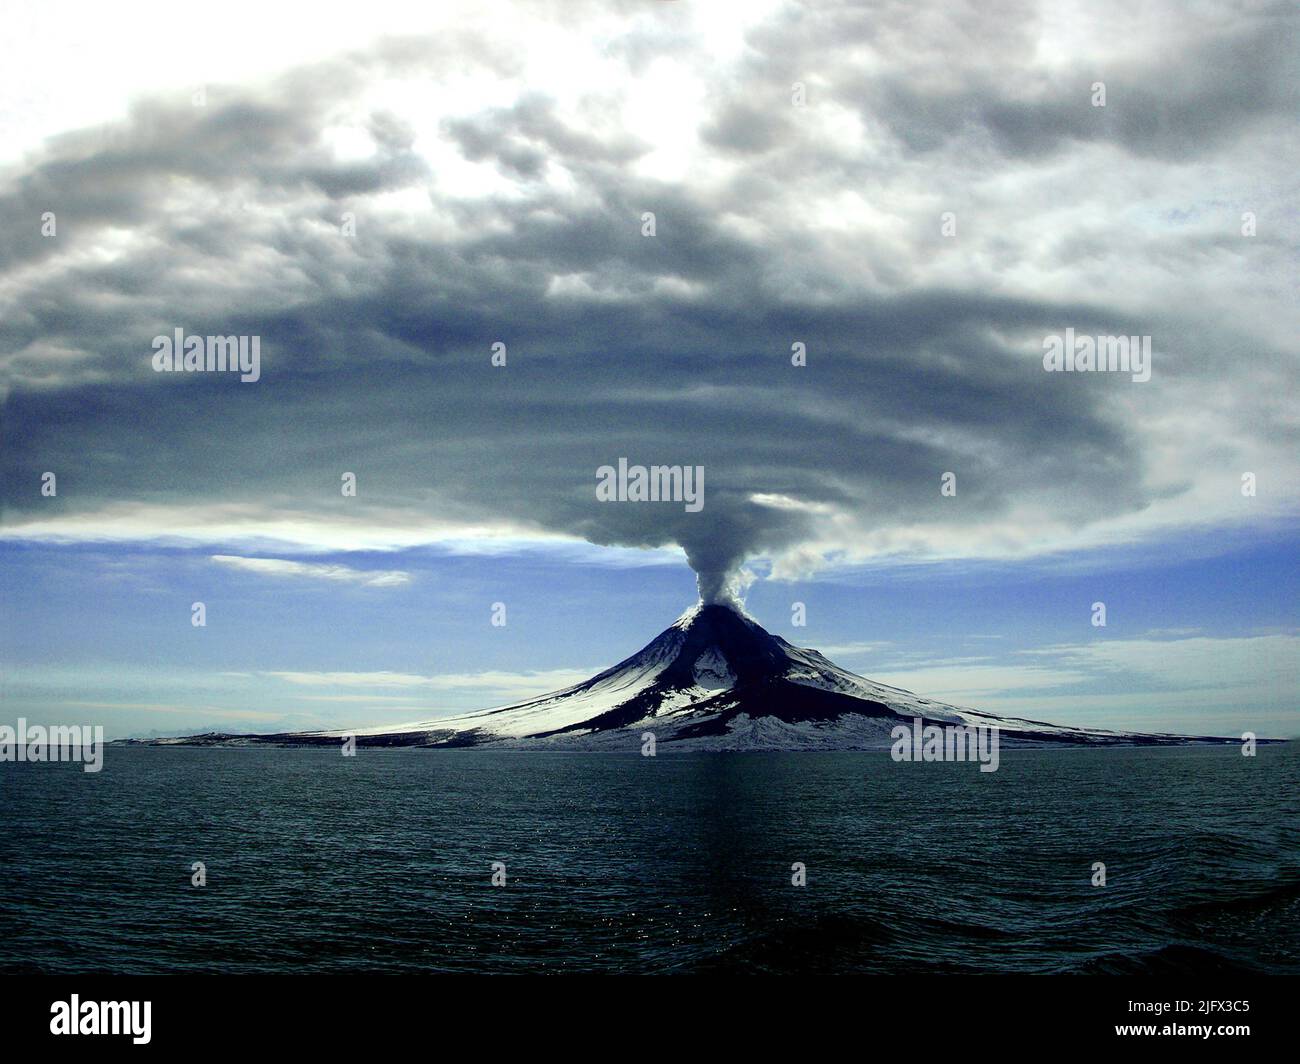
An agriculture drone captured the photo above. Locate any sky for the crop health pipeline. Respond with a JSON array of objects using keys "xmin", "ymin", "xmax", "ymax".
[{"xmin": 1, "ymin": 0, "xmax": 1297, "ymax": 739}]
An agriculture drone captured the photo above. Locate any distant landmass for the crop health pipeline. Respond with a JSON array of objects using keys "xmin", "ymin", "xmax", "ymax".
[{"xmin": 123, "ymin": 604, "xmax": 1259, "ymax": 751}]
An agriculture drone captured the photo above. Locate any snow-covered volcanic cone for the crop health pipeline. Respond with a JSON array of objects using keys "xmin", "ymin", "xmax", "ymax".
[{"xmin": 153, "ymin": 603, "xmax": 1240, "ymax": 751}]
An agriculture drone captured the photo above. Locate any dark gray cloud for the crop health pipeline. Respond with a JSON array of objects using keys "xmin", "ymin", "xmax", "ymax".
[
  {"xmin": 2, "ymin": 1, "xmax": 1296, "ymax": 594},
  {"xmin": 744, "ymin": 0, "xmax": 1299, "ymax": 161}
]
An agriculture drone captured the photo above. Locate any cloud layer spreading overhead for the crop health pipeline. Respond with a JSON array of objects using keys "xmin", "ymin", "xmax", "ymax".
[{"xmin": 2, "ymin": 0, "xmax": 1297, "ymax": 599}]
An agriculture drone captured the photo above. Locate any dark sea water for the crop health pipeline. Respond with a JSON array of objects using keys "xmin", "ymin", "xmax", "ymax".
[{"xmin": 2, "ymin": 744, "xmax": 1297, "ymax": 974}]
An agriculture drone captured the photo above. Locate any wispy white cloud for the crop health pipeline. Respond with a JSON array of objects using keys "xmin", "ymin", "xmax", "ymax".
[
  {"xmin": 806, "ymin": 639, "xmax": 895, "ymax": 657},
  {"xmin": 870, "ymin": 633, "xmax": 1300, "ymax": 734},
  {"xmin": 264, "ymin": 668, "xmax": 595, "ymax": 698},
  {"xmin": 871, "ymin": 663, "xmax": 1093, "ymax": 701},
  {"xmin": 59, "ymin": 700, "xmax": 283, "ymax": 721},
  {"xmin": 211, "ymin": 554, "xmax": 410, "ymax": 587},
  {"xmin": 1018, "ymin": 633, "xmax": 1300, "ymax": 691}
]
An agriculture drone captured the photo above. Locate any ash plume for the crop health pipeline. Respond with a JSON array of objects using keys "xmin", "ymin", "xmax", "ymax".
[
  {"xmin": 679, "ymin": 505, "xmax": 808, "ymax": 610},
  {"xmin": 1, "ymin": 7, "xmax": 1291, "ymax": 590}
]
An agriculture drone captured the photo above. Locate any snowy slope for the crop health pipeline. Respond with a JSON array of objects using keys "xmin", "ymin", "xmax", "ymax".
[{"xmin": 161, "ymin": 602, "xmax": 1242, "ymax": 751}]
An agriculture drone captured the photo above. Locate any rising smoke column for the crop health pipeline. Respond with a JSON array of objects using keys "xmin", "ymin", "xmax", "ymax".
[{"xmin": 678, "ymin": 501, "xmax": 811, "ymax": 609}]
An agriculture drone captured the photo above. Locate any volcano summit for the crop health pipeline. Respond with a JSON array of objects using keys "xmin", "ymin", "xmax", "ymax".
[{"xmin": 157, "ymin": 604, "xmax": 1240, "ymax": 751}]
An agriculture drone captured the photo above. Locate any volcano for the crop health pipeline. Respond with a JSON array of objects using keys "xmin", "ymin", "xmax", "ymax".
[{"xmin": 158, "ymin": 602, "xmax": 1241, "ymax": 750}]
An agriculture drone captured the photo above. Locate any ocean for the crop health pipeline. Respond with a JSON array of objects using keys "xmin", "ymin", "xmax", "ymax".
[{"xmin": 2, "ymin": 744, "xmax": 1297, "ymax": 974}]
